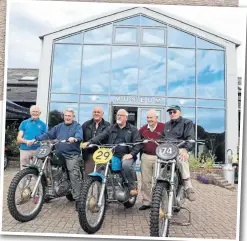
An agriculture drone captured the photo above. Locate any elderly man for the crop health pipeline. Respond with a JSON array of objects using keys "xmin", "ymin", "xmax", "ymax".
[
  {"xmin": 32, "ymin": 108, "xmax": 83, "ymax": 209},
  {"xmin": 81, "ymin": 106, "xmax": 110, "ymax": 176},
  {"xmin": 163, "ymin": 105, "xmax": 196, "ymax": 201},
  {"xmin": 82, "ymin": 109, "xmax": 142, "ymax": 196},
  {"xmin": 17, "ymin": 105, "xmax": 47, "ymax": 170},
  {"xmin": 139, "ymin": 109, "xmax": 165, "ymax": 210}
]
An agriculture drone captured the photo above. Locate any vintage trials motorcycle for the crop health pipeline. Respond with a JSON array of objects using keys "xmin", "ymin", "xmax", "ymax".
[
  {"xmin": 77, "ymin": 142, "xmax": 143, "ymax": 234},
  {"xmin": 7, "ymin": 139, "xmax": 83, "ymax": 222}
]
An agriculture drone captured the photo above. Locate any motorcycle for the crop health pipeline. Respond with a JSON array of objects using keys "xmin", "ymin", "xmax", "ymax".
[
  {"xmin": 4, "ymin": 147, "xmax": 9, "ymax": 170},
  {"xmin": 7, "ymin": 139, "xmax": 83, "ymax": 222},
  {"xmin": 143, "ymin": 138, "xmax": 204, "ymax": 237},
  {"xmin": 77, "ymin": 142, "xmax": 141, "ymax": 234}
]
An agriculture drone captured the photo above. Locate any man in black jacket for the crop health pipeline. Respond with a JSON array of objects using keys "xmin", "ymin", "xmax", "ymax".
[
  {"xmin": 81, "ymin": 106, "xmax": 110, "ymax": 176},
  {"xmin": 163, "ymin": 105, "xmax": 196, "ymax": 201},
  {"xmin": 81, "ymin": 109, "xmax": 142, "ymax": 196}
]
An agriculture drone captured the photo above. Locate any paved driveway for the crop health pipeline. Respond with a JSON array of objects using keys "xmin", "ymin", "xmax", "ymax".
[{"xmin": 1, "ymin": 168, "xmax": 238, "ymax": 239}]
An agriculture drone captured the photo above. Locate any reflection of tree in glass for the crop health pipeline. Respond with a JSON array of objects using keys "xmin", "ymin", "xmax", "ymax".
[{"xmin": 48, "ymin": 110, "xmax": 64, "ymax": 129}]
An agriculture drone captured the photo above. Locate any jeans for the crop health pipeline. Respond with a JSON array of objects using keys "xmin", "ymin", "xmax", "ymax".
[
  {"xmin": 121, "ymin": 158, "xmax": 136, "ymax": 190},
  {"xmin": 64, "ymin": 154, "xmax": 83, "ymax": 200}
]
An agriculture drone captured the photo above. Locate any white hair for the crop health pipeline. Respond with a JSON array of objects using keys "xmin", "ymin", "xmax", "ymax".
[
  {"xmin": 64, "ymin": 108, "xmax": 75, "ymax": 116},
  {"xmin": 117, "ymin": 109, "xmax": 128, "ymax": 117}
]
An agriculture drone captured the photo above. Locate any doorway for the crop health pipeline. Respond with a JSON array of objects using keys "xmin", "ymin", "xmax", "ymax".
[{"xmin": 111, "ymin": 106, "xmax": 138, "ymax": 126}]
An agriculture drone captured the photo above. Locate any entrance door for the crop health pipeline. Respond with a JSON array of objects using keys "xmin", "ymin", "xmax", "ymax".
[{"xmin": 110, "ymin": 106, "xmax": 138, "ymax": 126}]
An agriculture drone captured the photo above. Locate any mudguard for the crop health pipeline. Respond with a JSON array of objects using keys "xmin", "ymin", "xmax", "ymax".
[{"xmin": 88, "ymin": 172, "xmax": 105, "ymax": 182}]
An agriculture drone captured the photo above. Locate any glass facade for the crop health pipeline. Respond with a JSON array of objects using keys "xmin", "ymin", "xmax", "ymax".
[{"xmin": 48, "ymin": 14, "xmax": 226, "ymax": 163}]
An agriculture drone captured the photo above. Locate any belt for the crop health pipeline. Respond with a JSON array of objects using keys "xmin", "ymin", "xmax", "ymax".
[{"xmin": 143, "ymin": 151, "xmax": 156, "ymax": 156}]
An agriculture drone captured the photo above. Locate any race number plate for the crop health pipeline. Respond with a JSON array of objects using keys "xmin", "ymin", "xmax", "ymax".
[
  {"xmin": 35, "ymin": 145, "xmax": 51, "ymax": 159},
  {"xmin": 93, "ymin": 148, "xmax": 113, "ymax": 164},
  {"xmin": 155, "ymin": 143, "xmax": 179, "ymax": 160}
]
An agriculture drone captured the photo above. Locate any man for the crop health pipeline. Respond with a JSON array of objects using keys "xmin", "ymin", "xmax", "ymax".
[
  {"xmin": 32, "ymin": 108, "xmax": 83, "ymax": 209},
  {"xmin": 17, "ymin": 105, "xmax": 47, "ymax": 170},
  {"xmin": 81, "ymin": 109, "xmax": 142, "ymax": 196},
  {"xmin": 81, "ymin": 106, "xmax": 110, "ymax": 176},
  {"xmin": 163, "ymin": 105, "xmax": 196, "ymax": 201},
  {"xmin": 139, "ymin": 109, "xmax": 165, "ymax": 210}
]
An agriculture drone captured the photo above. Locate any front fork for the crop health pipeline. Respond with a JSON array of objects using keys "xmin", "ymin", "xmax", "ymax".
[{"xmin": 97, "ymin": 162, "xmax": 109, "ymax": 207}]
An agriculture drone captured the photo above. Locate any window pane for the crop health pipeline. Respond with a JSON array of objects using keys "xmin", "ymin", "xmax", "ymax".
[
  {"xmin": 115, "ymin": 16, "xmax": 140, "ymax": 25},
  {"xmin": 197, "ymin": 99, "xmax": 225, "ymax": 108},
  {"xmin": 167, "ymin": 49, "xmax": 195, "ymax": 97},
  {"xmin": 197, "ymin": 38, "xmax": 224, "ymax": 50},
  {"xmin": 80, "ymin": 95, "xmax": 109, "ymax": 103},
  {"xmin": 55, "ymin": 33, "xmax": 82, "ymax": 44},
  {"xmin": 111, "ymin": 46, "xmax": 138, "ymax": 95},
  {"xmin": 168, "ymin": 27, "xmax": 195, "ymax": 48},
  {"xmin": 48, "ymin": 102, "xmax": 78, "ymax": 129},
  {"xmin": 79, "ymin": 104, "xmax": 109, "ymax": 125},
  {"xmin": 115, "ymin": 27, "xmax": 137, "ymax": 43},
  {"xmin": 139, "ymin": 47, "xmax": 166, "ymax": 96},
  {"xmin": 84, "ymin": 25, "xmax": 112, "ymax": 44},
  {"xmin": 81, "ymin": 45, "xmax": 110, "ymax": 94},
  {"xmin": 141, "ymin": 15, "xmax": 165, "ymax": 27},
  {"xmin": 197, "ymin": 108, "xmax": 225, "ymax": 163},
  {"xmin": 197, "ymin": 50, "xmax": 225, "ymax": 98},
  {"xmin": 167, "ymin": 98, "xmax": 195, "ymax": 107},
  {"xmin": 51, "ymin": 44, "xmax": 82, "ymax": 93},
  {"xmin": 142, "ymin": 29, "xmax": 165, "ymax": 44},
  {"xmin": 50, "ymin": 94, "xmax": 79, "ymax": 102}
]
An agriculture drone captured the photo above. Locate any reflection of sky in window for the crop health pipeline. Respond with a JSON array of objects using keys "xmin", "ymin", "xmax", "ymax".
[
  {"xmin": 142, "ymin": 29, "xmax": 165, "ymax": 44},
  {"xmin": 80, "ymin": 95, "xmax": 109, "ymax": 103},
  {"xmin": 81, "ymin": 45, "xmax": 110, "ymax": 94},
  {"xmin": 139, "ymin": 47, "xmax": 166, "ymax": 96},
  {"xmin": 141, "ymin": 15, "xmax": 165, "ymax": 27},
  {"xmin": 115, "ymin": 15, "xmax": 140, "ymax": 25},
  {"xmin": 168, "ymin": 27, "xmax": 195, "ymax": 48},
  {"xmin": 197, "ymin": 50, "xmax": 225, "ymax": 98},
  {"xmin": 50, "ymin": 94, "xmax": 79, "ymax": 102},
  {"xmin": 167, "ymin": 98, "xmax": 195, "ymax": 107},
  {"xmin": 115, "ymin": 28, "xmax": 137, "ymax": 43},
  {"xmin": 51, "ymin": 44, "xmax": 82, "ymax": 93},
  {"xmin": 197, "ymin": 99, "xmax": 225, "ymax": 108},
  {"xmin": 197, "ymin": 38, "xmax": 224, "ymax": 50},
  {"xmin": 79, "ymin": 103, "xmax": 109, "ymax": 124},
  {"xmin": 197, "ymin": 108, "xmax": 225, "ymax": 133},
  {"xmin": 49, "ymin": 102, "xmax": 79, "ymax": 122},
  {"xmin": 111, "ymin": 46, "xmax": 138, "ymax": 95},
  {"xmin": 55, "ymin": 32, "xmax": 82, "ymax": 44},
  {"xmin": 167, "ymin": 49, "xmax": 195, "ymax": 97},
  {"xmin": 84, "ymin": 24, "xmax": 112, "ymax": 44}
]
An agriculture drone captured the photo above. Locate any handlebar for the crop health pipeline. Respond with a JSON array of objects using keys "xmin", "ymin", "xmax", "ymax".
[{"xmin": 33, "ymin": 139, "xmax": 69, "ymax": 146}]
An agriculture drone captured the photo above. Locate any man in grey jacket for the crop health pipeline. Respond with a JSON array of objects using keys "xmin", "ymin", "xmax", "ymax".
[{"xmin": 163, "ymin": 105, "xmax": 196, "ymax": 201}]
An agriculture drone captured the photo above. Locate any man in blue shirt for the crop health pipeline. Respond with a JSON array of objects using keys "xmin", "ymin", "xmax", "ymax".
[
  {"xmin": 17, "ymin": 105, "xmax": 47, "ymax": 170},
  {"xmin": 32, "ymin": 108, "xmax": 83, "ymax": 209}
]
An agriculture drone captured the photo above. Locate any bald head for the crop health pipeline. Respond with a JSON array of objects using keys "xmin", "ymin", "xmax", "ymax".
[
  {"xmin": 92, "ymin": 106, "xmax": 104, "ymax": 122},
  {"xmin": 147, "ymin": 109, "xmax": 158, "ymax": 128}
]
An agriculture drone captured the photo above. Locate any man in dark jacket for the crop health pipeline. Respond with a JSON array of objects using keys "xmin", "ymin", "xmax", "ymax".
[
  {"xmin": 81, "ymin": 109, "xmax": 142, "ymax": 196},
  {"xmin": 163, "ymin": 105, "xmax": 196, "ymax": 201},
  {"xmin": 81, "ymin": 106, "xmax": 110, "ymax": 176}
]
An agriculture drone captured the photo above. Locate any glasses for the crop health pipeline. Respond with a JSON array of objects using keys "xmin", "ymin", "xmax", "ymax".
[
  {"xmin": 117, "ymin": 114, "xmax": 126, "ymax": 117},
  {"xmin": 169, "ymin": 110, "xmax": 177, "ymax": 115}
]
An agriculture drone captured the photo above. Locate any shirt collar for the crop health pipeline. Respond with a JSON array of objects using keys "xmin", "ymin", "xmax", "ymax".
[{"xmin": 147, "ymin": 123, "xmax": 158, "ymax": 132}]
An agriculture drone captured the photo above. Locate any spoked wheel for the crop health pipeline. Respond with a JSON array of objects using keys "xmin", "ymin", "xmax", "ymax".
[
  {"xmin": 77, "ymin": 177, "xmax": 106, "ymax": 234},
  {"xmin": 7, "ymin": 168, "xmax": 45, "ymax": 222},
  {"xmin": 150, "ymin": 181, "xmax": 170, "ymax": 237}
]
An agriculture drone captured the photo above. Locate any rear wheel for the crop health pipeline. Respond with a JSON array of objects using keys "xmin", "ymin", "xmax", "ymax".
[
  {"xmin": 77, "ymin": 177, "xmax": 106, "ymax": 234},
  {"xmin": 150, "ymin": 181, "xmax": 170, "ymax": 237}
]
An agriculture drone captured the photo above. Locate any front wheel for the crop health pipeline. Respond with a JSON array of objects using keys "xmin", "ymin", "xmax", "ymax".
[
  {"xmin": 77, "ymin": 177, "xmax": 106, "ymax": 234},
  {"xmin": 150, "ymin": 181, "xmax": 170, "ymax": 237},
  {"xmin": 7, "ymin": 168, "xmax": 45, "ymax": 222}
]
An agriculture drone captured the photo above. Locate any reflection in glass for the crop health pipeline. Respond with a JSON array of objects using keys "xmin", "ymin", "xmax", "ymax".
[
  {"xmin": 197, "ymin": 38, "xmax": 224, "ymax": 50},
  {"xmin": 81, "ymin": 45, "xmax": 110, "ymax": 94},
  {"xmin": 55, "ymin": 33, "xmax": 82, "ymax": 44},
  {"xmin": 51, "ymin": 44, "xmax": 82, "ymax": 93},
  {"xmin": 167, "ymin": 49, "xmax": 195, "ymax": 97},
  {"xmin": 139, "ymin": 47, "xmax": 166, "ymax": 96},
  {"xmin": 50, "ymin": 94, "xmax": 79, "ymax": 102},
  {"xmin": 115, "ymin": 16, "xmax": 140, "ymax": 25},
  {"xmin": 115, "ymin": 27, "xmax": 137, "ymax": 43},
  {"xmin": 167, "ymin": 98, "xmax": 195, "ymax": 107},
  {"xmin": 168, "ymin": 27, "xmax": 195, "ymax": 48},
  {"xmin": 79, "ymin": 103, "xmax": 109, "ymax": 125},
  {"xmin": 142, "ymin": 29, "xmax": 165, "ymax": 45},
  {"xmin": 111, "ymin": 46, "xmax": 139, "ymax": 95},
  {"xmin": 84, "ymin": 25, "xmax": 112, "ymax": 44},
  {"xmin": 141, "ymin": 15, "xmax": 165, "ymax": 26},
  {"xmin": 197, "ymin": 99, "xmax": 225, "ymax": 108},
  {"xmin": 197, "ymin": 50, "xmax": 225, "ymax": 98},
  {"xmin": 80, "ymin": 95, "xmax": 109, "ymax": 103},
  {"xmin": 48, "ymin": 102, "xmax": 79, "ymax": 128},
  {"xmin": 197, "ymin": 108, "xmax": 225, "ymax": 163}
]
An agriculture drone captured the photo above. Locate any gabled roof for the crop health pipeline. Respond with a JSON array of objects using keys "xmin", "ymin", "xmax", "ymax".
[{"xmin": 39, "ymin": 6, "xmax": 241, "ymax": 46}]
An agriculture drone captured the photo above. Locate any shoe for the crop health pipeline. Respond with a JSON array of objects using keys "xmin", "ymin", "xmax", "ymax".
[
  {"xmin": 139, "ymin": 205, "xmax": 151, "ymax": 210},
  {"xmin": 130, "ymin": 189, "xmax": 138, "ymax": 196},
  {"xmin": 186, "ymin": 188, "xmax": 196, "ymax": 201}
]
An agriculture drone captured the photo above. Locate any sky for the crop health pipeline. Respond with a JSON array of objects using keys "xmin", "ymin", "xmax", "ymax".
[{"xmin": 7, "ymin": 0, "xmax": 247, "ymax": 80}]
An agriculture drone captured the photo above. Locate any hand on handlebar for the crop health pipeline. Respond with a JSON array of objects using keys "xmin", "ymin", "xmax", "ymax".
[
  {"xmin": 80, "ymin": 142, "xmax": 89, "ymax": 149},
  {"xmin": 68, "ymin": 137, "xmax": 77, "ymax": 143},
  {"xmin": 26, "ymin": 139, "xmax": 36, "ymax": 146}
]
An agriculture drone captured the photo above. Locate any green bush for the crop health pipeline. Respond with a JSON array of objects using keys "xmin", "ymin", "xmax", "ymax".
[
  {"xmin": 5, "ymin": 122, "xmax": 20, "ymax": 157},
  {"xmin": 189, "ymin": 152, "xmax": 216, "ymax": 170}
]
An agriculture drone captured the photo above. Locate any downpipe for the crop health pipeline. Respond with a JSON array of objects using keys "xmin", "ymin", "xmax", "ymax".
[{"xmin": 97, "ymin": 162, "xmax": 109, "ymax": 207}]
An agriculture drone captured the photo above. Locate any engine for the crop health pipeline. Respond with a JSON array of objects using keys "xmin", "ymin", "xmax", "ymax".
[{"xmin": 51, "ymin": 166, "xmax": 71, "ymax": 197}]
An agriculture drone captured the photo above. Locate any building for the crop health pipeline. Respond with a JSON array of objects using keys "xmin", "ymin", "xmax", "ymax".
[{"xmin": 35, "ymin": 6, "xmax": 240, "ymax": 163}]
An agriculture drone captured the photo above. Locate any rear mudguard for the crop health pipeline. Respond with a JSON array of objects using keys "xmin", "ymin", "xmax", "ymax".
[{"xmin": 88, "ymin": 172, "xmax": 105, "ymax": 182}]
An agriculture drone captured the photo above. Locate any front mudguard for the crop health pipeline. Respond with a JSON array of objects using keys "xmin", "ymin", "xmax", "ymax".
[
  {"xmin": 88, "ymin": 172, "xmax": 105, "ymax": 182},
  {"xmin": 154, "ymin": 177, "xmax": 171, "ymax": 190}
]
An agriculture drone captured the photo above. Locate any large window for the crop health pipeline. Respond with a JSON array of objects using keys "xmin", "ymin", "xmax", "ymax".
[{"xmin": 49, "ymin": 14, "xmax": 226, "ymax": 162}]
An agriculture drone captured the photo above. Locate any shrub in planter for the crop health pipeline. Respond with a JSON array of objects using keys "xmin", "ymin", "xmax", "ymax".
[{"xmin": 5, "ymin": 122, "xmax": 20, "ymax": 157}]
